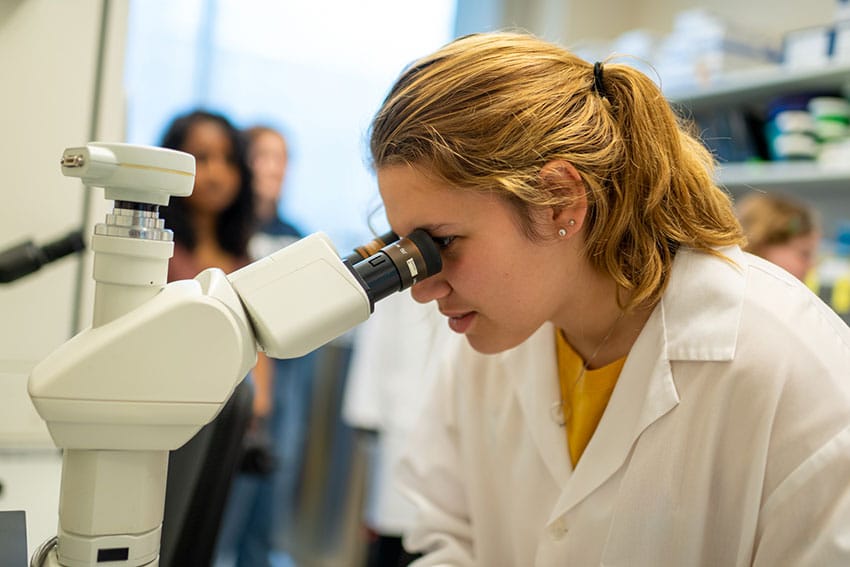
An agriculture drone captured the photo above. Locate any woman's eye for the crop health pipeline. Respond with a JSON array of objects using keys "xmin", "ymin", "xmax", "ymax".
[{"xmin": 433, "ymin": 235, "xmax": 456, "ymax": 249}]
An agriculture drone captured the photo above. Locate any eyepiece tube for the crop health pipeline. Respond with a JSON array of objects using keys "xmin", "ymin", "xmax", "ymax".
[
  {"xmin": 349, "ymin": 229, "xmax": 441, "ymax": 306},
  {"xmin": 0, "ymin": 229, "xmax": 85, "ymax": 284},
  {"xmin": 344, "ymin": 230, "xmax": 397, "ymax": 264}
]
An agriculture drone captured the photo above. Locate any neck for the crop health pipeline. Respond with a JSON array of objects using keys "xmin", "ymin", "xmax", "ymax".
[
  {"xmin": 191, "ymin": 211, "xmax": 219, "ymax": 245},
  {"xmin": 256, "ymin": 199, "xmax": 277, "ymax": 224},
  {"xmin": 554, "ymin": 269, "xmax": 655, "ymax": 369}
]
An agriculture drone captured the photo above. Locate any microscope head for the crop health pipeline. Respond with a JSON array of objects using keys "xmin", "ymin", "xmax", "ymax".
[{"xmin": 61, "ymin": 142, "xmax": 195, "ymax": 206}]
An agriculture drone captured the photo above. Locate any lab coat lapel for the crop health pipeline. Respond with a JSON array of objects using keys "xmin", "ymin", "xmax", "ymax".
[
  {"xmin": 546, "ymin": 247, "xmax": 745, "ymax": 520},
  {"xmin": 511, "ymin": 324, "xmax": 572, "ymax": 486},
  {"xmin": 548, "ymin": 305, "xmax": 679, "ymax": 521}
]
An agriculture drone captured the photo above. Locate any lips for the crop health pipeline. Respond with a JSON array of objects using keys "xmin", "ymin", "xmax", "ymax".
[{"xmin": 442, "ymin": 309, "xmax": 476, "ymax": 334}]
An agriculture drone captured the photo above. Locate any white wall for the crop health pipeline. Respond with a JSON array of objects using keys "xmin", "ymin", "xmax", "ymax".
[
  {"xmin": 0, "ymin": 0, "xmax": 128, "ymax": 557},
  {"xmin": 0, "ymin": 0, "xmax": 127, "ymax": 446},
  {"xmin": 492, "ymin": 0, "xmax": 838, "ymax": 45},
  {"xmin": 459, "ymin": 0, "xmax": 638, "ymax": 45},
  {"xmin": 631, "ymin": 0, "xmax": 835, "ymax": 40}
]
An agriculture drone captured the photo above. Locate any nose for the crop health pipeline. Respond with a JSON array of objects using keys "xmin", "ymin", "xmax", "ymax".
[
  {"xmin": 411, "ymin": 272, "xmax": 450, "ymax": 304},
  {"xmin": 209, "ymin": 155, "xmax": 233, "ymax": 177}
]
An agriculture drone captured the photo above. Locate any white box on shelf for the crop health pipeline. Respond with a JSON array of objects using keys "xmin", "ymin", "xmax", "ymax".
[{"xmin": 784, "ymin": 25, "xmax": 832, "ymax": 69}]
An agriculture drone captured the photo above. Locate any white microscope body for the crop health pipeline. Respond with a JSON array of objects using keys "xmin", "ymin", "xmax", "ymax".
[{"xmin": 26, "ymin": 143, "xmax": 439, "ymax": 567}]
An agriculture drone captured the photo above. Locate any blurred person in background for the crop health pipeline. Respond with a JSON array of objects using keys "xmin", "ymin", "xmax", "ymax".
[
  {"xmin": 159, "ymin": 109, "xmax": 275, "ymax": 567},
  {"xmin": 736, "ymin": 191, "xmax": 821, "ymax": 281},
  {"xmin": 242, "ymin": 124, "xmax": 317, "ymax": 566},
  {"xmin": 244, "ymin": 125, "xmax": 304, "ymax": 259},
  {"xmin": 160, "ymin": 110, "xmax": 257, "ymax": 282}
]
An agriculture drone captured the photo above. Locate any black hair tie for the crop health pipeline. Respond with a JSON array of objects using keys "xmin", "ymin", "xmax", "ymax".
[{"xmin": 593, "ymin": 61, "xmax": 607, "ymax": 98}]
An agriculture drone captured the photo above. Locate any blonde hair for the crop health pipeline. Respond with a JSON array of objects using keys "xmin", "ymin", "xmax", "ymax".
[
  {"xmin": 370, "ymin": 32, "xmax": 744, "ymax": 311},
  {"xmin": 737, "ymin": 192, "xmax": 819, "ymax": 256}
]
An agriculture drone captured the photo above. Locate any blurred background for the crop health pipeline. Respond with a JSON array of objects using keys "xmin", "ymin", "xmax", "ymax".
[{"xmin": 3, "ymin": 0, "xmax": 850, "ymax": 564}]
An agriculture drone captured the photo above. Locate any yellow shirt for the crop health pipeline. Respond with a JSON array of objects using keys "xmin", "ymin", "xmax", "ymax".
[{"xmin": 556, "ymin": 329, "xmax": 626, "ymax": 467}]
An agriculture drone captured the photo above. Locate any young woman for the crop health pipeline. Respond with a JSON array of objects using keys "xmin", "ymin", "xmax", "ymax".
[
  {"xmin": 369, "ymin": 32, "xmax": 850, "ymax": 566},
  {"xmin": 159, "ymin": 110, "xmax": 256, "ymax": 282}
]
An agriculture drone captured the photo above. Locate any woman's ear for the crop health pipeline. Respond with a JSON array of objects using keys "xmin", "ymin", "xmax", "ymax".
[{"xmin": 539, "ymin": 160, "xmax": 588, "ymax": 236}]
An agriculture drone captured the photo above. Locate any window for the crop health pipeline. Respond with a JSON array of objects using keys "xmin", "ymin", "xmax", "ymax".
[{"xmin": 125, "ymin": 0, "xmax": 457, "ymax": 250}]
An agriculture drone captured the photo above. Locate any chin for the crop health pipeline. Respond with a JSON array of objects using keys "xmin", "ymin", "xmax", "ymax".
[{"xmin": 465, "ymin": 333, "xmax": 525, "ymax": 355}]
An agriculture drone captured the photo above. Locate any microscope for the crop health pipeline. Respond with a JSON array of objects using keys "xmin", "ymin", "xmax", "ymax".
[{"xmin": 26, "ymin": 143, "xmax": 441, "ymax": 567}]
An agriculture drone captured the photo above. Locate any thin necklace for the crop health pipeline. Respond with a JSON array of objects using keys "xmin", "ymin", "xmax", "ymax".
[{"xmin": 551, "ymin": 311, "xmax": 624, "ymax": 427}]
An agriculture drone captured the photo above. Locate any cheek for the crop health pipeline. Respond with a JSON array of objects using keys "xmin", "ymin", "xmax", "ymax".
[
  {"xmin": 224, "ymin": 165, "xmax": 241, "ymax": 188},
  {"xmin": 443, "ymin": 254, "xmax": 482, "ymax": 290},
  {"xmin": 764, "ymin": 246, "xmax": 805, "ymax": 275},
  {"xmin": 455, "ymin": 254, "xmax": 529, "ymax": 307},
  {"xmin": 192, "ymin": 165, "xmax": 210, "ymax": 188},
  {"xmin": 216, "ymin": 168, "xmax": 242, "ymax": 200}
]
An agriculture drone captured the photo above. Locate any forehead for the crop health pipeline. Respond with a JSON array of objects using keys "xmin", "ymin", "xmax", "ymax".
[
  {"xmin": 378, "ymin": 164, "xmax": 485, "ymax": 233},
  {"xmin": 185, "ymin": 120, "xmax": 232, "ymax": 149},
  {"xmin": 253, "ymin": 131, "xmax": 287, "ymax": 153},
  {"xmin": 787, "ymin": 231, "xmax": 820, "ymax": 249}
]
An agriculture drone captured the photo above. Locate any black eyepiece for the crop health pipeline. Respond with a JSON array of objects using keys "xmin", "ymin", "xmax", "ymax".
[
  {"xmin": 344, "ymin": 230, "xmax": 397, "ymax": 264},
  {"xmin": 0, "ymin": 229, "xmax": 85, "ymax": 284},
  {"xmin": 347, "ymin": 229, "xmax": 442, "ymax": 308}
]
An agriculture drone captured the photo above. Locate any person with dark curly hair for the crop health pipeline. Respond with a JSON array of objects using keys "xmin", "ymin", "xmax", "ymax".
[{"xmin": 159, "ymin": 109, "xmax": 257, "ymax": 280}]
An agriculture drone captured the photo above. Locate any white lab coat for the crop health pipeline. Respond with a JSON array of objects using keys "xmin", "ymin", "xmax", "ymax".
[
  {"xmin": 397, "ymin": 246, "xmax": 850, "ymax": 566},
  {"xmin": 344, "ymin": 290, "xmax": 458, "ymax": 534}
]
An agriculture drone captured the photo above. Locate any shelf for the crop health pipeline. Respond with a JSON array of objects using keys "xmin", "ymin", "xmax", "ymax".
[
  {"xmin": 666, "ymin": 63, "xmax": 850, "ymax": 110},
  {"xmin": 717, "ymin": 161, "xmax": 850, "ymax": 198},
  {"xmin": 662, "ymin": 64, "xmax": 850, "ymax": 237}
]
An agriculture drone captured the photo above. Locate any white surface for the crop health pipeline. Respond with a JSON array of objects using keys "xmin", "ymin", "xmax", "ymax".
[
  {"xmin": 89, "ymin": 234, "xmax": 174, "ymax": 326},
  {"xmin": 58, "ymin": 450, "xmax": 164, "ymax": 566},
  {"xmin": 0, "ymin": 0, "xmax": 128, "ymax": 361}
]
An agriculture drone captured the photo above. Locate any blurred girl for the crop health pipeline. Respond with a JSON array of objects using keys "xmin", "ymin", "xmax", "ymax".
[
  {"xmin": 160, "ymin": 109, "xmax": 275, "ymax": 567},
  {"xmin": 737, "ymin": 191, "xmax": 821, "ymax": 281}
]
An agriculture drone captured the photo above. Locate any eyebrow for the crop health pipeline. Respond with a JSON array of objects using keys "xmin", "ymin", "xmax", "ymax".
[{"xmin": 413, "ymin": 223, "xmax": 452, "ymax": 234}]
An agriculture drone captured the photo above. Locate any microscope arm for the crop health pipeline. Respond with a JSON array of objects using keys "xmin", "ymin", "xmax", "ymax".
[
  {"xmin": 29, "ymin": 270, "xmax": 256, "ymax": 451},
  {"xmin": 28, "ymin": 232, "xmax": 374, "ymax": 451}
]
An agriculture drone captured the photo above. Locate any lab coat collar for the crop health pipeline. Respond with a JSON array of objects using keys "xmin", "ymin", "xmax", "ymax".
[
  {"xmin": 549, "ymin": 304, "xmax": 677, "ymax": 520},
  {"xmin": 514, "ymin": 246, "xmax": 747, "ymax": 520},
  {"xmin": 509, "ymin": 325, "xmax": 572, "ymax": 486},
  {"xmin": 661, "ymin": 246, "xmax": 745, "ymax": 362}
]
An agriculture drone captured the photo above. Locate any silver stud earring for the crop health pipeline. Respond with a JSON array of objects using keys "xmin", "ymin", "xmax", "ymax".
[
  {"xmin": 558, "ymin": 228, "xmax": 567, "ymax": 237},
  {"xmin": 568, "ymin": 219, "xmax": 576, "ymax": 226}
]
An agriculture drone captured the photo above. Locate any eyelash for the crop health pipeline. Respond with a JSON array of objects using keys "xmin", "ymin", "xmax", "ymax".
[{"xmin": 432, "ymin": 235, "xmax": 456, "ymax": 250}]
